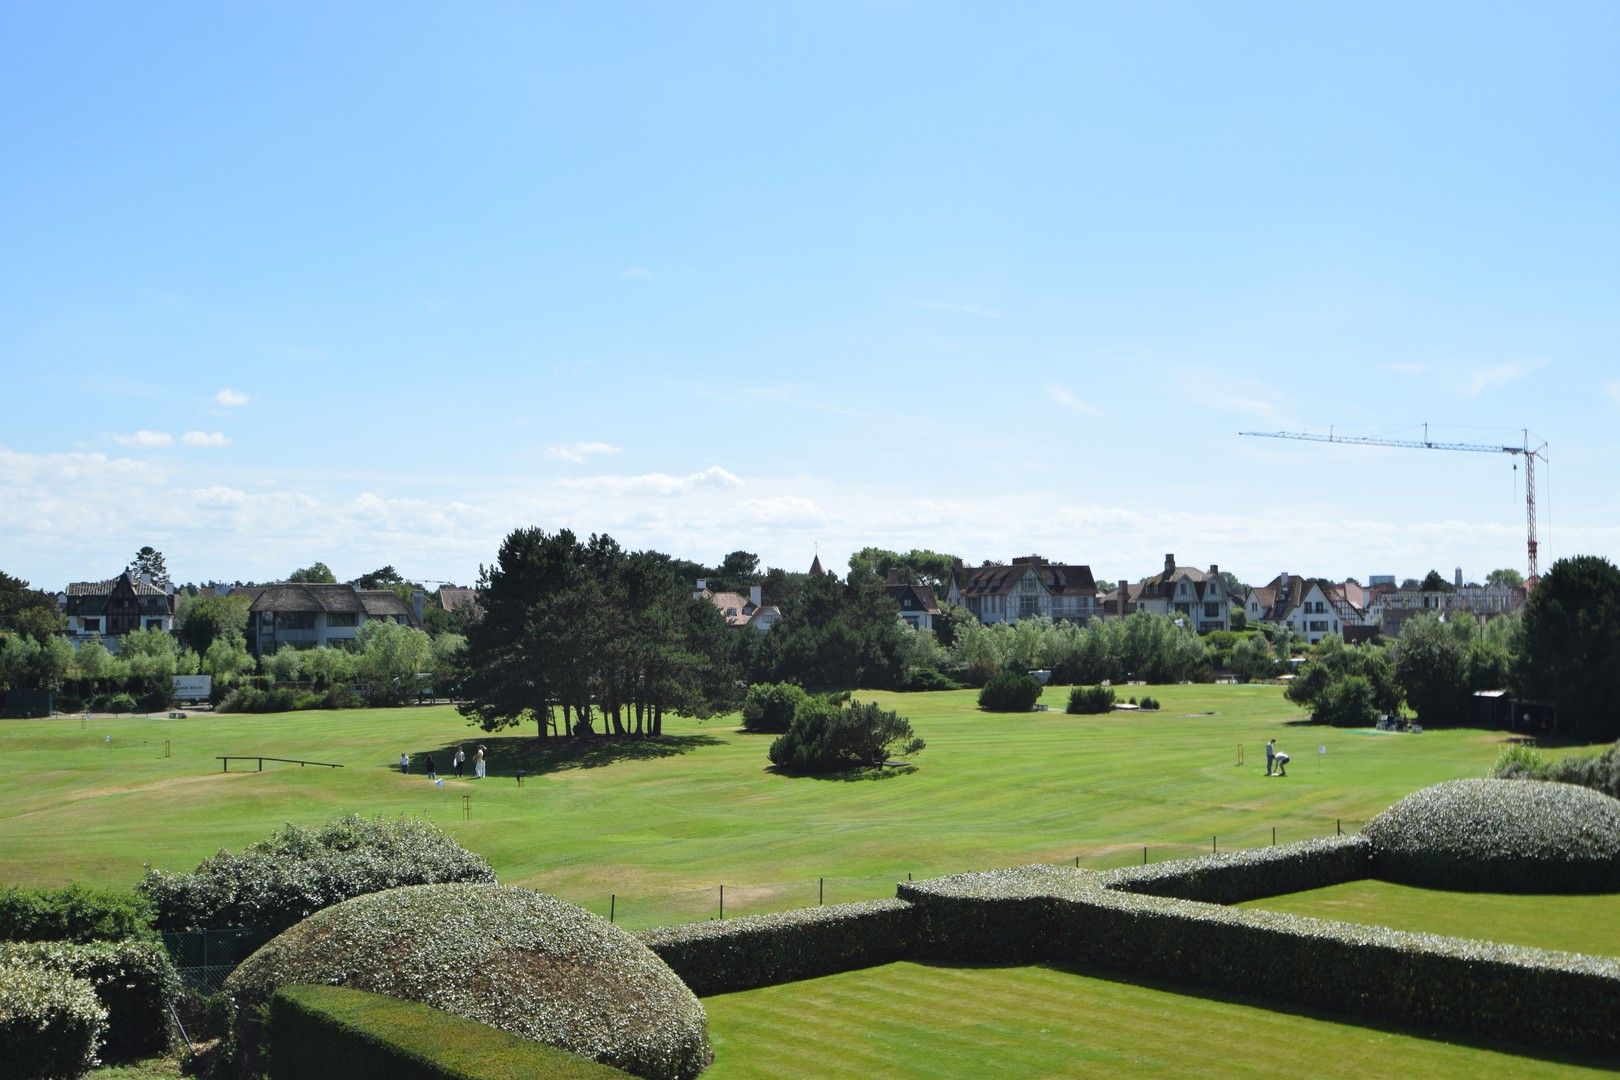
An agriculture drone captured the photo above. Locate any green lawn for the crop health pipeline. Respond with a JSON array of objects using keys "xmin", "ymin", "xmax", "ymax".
[
  {"xmin": 0, "ymin": 686, "xmax": 1549, "ymax": 923},
  {"xmin": 1240, "ymin": 879, "xmax": 1620, "ymax": 957},
  {"xmin": 702, "ymin": 962, "xmax": 1615, "ymax": 1079}
]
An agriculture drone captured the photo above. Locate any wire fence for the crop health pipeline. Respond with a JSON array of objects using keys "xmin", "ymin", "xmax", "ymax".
[{"xmin": 157, "ymin": 818, "xmax": 1367, "ymax": 983}]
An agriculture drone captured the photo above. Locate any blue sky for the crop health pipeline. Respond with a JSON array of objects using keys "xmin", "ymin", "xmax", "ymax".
[{"xmin": 3, "ymin": 2, "xmax": 1616, "ymax": 590}]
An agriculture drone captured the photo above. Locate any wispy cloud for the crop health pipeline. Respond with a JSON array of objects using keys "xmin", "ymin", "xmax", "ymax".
[
  {"xmin": 559, "ymin": 466, "xmax": 743, "ymax": 496},
  {"xmin": 1460, "ymin": 358, "xmax": 1550, "ymax": 398},
  {"xmin": 181, "ymin": 431, "xmax": 231, "ymax": 447},
  {"xmin": 918, "ymin": 300, "xmax": 1004, "ymax": 320},
  {"xmin": 1046, "ymin": 383, "xmax": 1100, "ymax": 415},
  {"xmin": 215, "ymin": 388, "xmax": 250, "ymax": 407},
  {"xmin": 546, "ymin": 441, "xmax": 622, "ymax": 464},
  {"xmin": 620, "ymin": 267, "xmax": 655, "ymax": 281},
  {"xmin": 111, "ymin": 430, "xmax": 174, "ymax": 448}
]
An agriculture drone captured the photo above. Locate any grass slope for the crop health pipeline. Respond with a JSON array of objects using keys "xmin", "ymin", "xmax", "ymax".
[
  {"xmin": 701, "ymin": 962, "xmax": 1618, "ymax": 1079},
  {"xmin": 1240, "ymin": 880, "xmax": 1620, "ymax": 957},
  {"xmin": 0, "ymin": 686, "xmax": 1558, "ymax": 922}
]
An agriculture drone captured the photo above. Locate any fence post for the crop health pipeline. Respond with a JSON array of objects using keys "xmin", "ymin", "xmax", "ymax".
[
  {"xmin": 1143, "ymin": 846, "xmax": 1148, "ymax": 865},
  {"xmin": 1272, "ymin": 826, "xmax": 1276, "ymax": 846},
  {"xmin": 1213, "ymin": 835, "xmax": 1217, "ymax": 854},
  {"xmin": 610, "ymin": 894, "xmax": 615, "ymax": 924},
  {"xmin": 1337, "ymin": 818, "xmax": 1342, "ymax": 836},
  {"xmin": 819, "ymin": 877, "xmax": 824, "ymax": 906},
  {"xmin": 719, "ymin": 885, "xmax": 724, "ymax": 921},
  {"xmin": 1074, "ymin": 856, "xmax": 1080, "ymax": 868}
]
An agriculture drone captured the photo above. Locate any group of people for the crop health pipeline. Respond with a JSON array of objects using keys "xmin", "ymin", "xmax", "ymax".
[
  {"xmin": 1264, "ymin": 738, "xmax": 1290, "ymax": 777},
  {"xmin": 399, "ymin": 744, "xmax": 488, "ymax": 781}
]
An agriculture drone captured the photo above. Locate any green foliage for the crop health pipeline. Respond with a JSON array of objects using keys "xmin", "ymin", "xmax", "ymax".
[
  {"xmin": 0, "ymin": 634, "xmax": 73, "ymax": 693},
  {"xmin": 218, "ymin": 686, "xmax": 309, "ymax": 713},
  {"xmin": 137, "ymin": 815, "xmax": 495, "ymax": 935},
  {"xmin": 0, "ymin": 939, "xmax": 178, "ymax": 1060},
  {"xmin": 264, "ymin": 647, "xmax": 303, "ymax": 684},
  {"xmin": 227, "ymin": 884, "xmax": 711, "ymax": 1080},
  {"xmin": 1393, "ymin": 615, "xmax": 1470, "ymax": 726},
  {"xmin": 268, "ymin": 984, "xmax": 633, "ymax": 1079},
  {"xmin": 1517, "ymin": 554, "xmax": 1620, "ymax": 740},
  {"xmin": 755, "ymin": 568, "xmax": 907, "ymax": 690},
  {"xmin": 354, "ymin": 620, "xmax": 434, "ymax": 705},
  {"xmin": 1228, "ymin": 634, "xmax": 1276, "ymax": 682},
  {"xmin": 286, "ymin": 562, "xmax": 337, "ymax": 585},
  {"xmin": 203, "ymin": 633, "xmax": 255, "ymax": 682},
  {"xmin": 126, "ymin": 546, "xmax": 170, "ymax": 589},
  {"xmin": 844, "ymin": 547, "xmax": 958, "ymax": 591},
  {"xmin": 978, "ymin": 671, "xmax": 1043, "ymax": 712},
  {"xmin": 1363, "ymin": 779, "xmax": 1620, "ymax": 892},
  {"xmin": 1065, "ymin": 685, "xmax": 1115, "ymax": 715},
  {"xmin": 740, "ymin": 682, "xmax": 808, "ymax": 733},
  {"xmin": 951, "ymin": 613, "xmax": 1208, "ymax": 687},
  {"xmin": 1310, "ymin": 674, "xmax": 1379, "ymax": 727},
  {"xmin": 176, "ymin": 594, "xmax": 252, "ymax": 655},
  {"xmin": 0, "ymin": 885, "xmax": 155, "ymax": 945},
  {"xmin": 1491, "ymin": 742, "xmax": 1548, "ymax": 780},
  {"xmin": 1487, "ymin": 567, "xmax": 1525, "ymax": 589},
  {"xmin": 767, "ymin": 698, "xmax": 924, "ymax": 772},
  {"xmin": 1100, "ymin": 836, "xmax": 1372, "ymax": 904},
  {"xmin": 1137, "ymin": 695, "xmax": 1160, "ymax": 710},
  {"xmin": 1420, "ymin": 569, "xmax": 1453, "ymax": 593},
  {"xmin": 0, "ymin": 961, "xmax": 106, "ymax": 1080},
  {"xmin": 0, "ymin": 572, "xmax": 64, "ymax": 642},
  {"xmin": 1494, "ymin": 740, "xmax": 1620, "ymax": 799},
  {"xmin": 641, "ymin": 899, "xmax": 917, "ymax": 996}
]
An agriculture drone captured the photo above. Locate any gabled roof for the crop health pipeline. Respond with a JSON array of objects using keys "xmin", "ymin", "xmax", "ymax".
[
  {"xmin": 952, "ymin": 561, "xmax": 1096, "ymax": 598},
  {"xmin": 232, "ymin": 583, "xmax": 417, "ymax": 622},
  {"xmin": 437, "ymin": 587, "xmax": 478, "ymax": 613},
  {"xmin": 1137, "ymin": 564, "xmax": 1218, "ymax": 603},
  {"xmin": 66, "ymin": 574, "xmax": 168, "ymax": 598},
  {"xmin": 886, "ymin": 582, "xmax": 941, "ymax": 615}
]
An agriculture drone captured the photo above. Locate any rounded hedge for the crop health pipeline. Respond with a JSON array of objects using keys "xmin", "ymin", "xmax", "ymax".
[
  {"xmin": 1364, "ymin": 778, "xmax": 1620, "ymax": 892},
  {"xmin": 0, "ymin": 961, "xmax": 107, "ymax": 1080},
  {"xmin": 225, "ymin": 883, "xmax": 710, "ymax": 1080}
]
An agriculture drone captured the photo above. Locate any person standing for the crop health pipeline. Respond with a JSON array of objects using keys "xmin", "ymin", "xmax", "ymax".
[
  {"xmin": 453, "ymin": 746, "xmax": 465, "ymax": 778},
  {"xmin": 474, "ymin": 745, "xmax": 486, "ymax": 780},
  {"xmin": 1265, "ymin": 739, "xmax": 1275, "ymax": 776},
  {"xmin": 424, "ymin": 753, "xmax": 437, "ymax": 781}
]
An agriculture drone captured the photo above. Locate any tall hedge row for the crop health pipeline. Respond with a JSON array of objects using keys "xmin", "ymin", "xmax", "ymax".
[
  {"xmin": 640, "ymin": 899, "xmax": 918, "ymax": 995},
  {"xmin": 0, "ymin": 885, "xmax": 156, "ymax": 945},
  {"xmin": 0, "ymin": 961, "xmax": 107, "ymax": 1080},
  {"xmin": 1098, "ymin": 836, "xmax": 1372, "ymax": 904},
  {"xmin": 268, "ymin": 985, "xmax": 633, "ymax": 1080},
  {"xmin": 0, "ymin": 940, "xmax": 178, "ymax": 1061}
]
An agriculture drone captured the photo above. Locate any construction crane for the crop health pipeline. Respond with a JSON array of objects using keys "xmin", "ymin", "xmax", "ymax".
[{"xmin": 1239, "ymin": 424, "xmax": 1548, "ymax": 581}]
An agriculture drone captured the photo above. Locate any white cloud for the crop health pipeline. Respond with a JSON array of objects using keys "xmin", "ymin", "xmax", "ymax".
[
  {"xmin": 546, "ymin": 441, "xmax": 622, "ymax": 464},
  {"xmin": 1460, "ymin": 358, "xmax": 1550, "ymax": 398},
  {"xmin": 918, "ymin": 300, "xmax": 1003, "ymax": 319},
  {"xmin": 110, "ymin": 430, "xmax": 174, "ymax": 448},
  {"xmin": 215, "ymin": 388, "xmax": 250, "ymax": 407},
  {"xmin": 1046, "ymin": 383, "xmax": 1100, "ymax": 415},
  {"xmin": 559, "ymin": 466, "xmax": 743, "ymax": 496},
  {"xmin": 181, "ymin": 431, "xmax": 231, "ymax": 447},
  {"xmin": 741, "ymin": 496, "xmax": 827, "ymax": 524},
  {"xmin": 621, "ymin": 267, "xmax": 655, "ymax": 281}
]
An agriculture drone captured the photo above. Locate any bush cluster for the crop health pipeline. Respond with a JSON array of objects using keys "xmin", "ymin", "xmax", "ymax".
[
  {"xmin": 641, "ymin": 899, "xmax": 918, "ymax": 996},
  {"xmin": 767, "ymin": 698, "xmax": 924, "ymax": 773},
  {"xmin": 1363, "ymin": 779, "xmax": 1620, "ymax": 892},
  {"xmin": 137, "ymin": 815, "xmax": 496, "ymax": 935},
  {"xmin": 977, "ymin": 671, "xmax": 1042, "ymax": 712},
  {"xmin": 268, "ymin": 984, "xmax": 633, "ymax": 1079},
  {"xmin": 0, "ymin": 884, "xmax": 155, "ymax": 944},
  {"xmin": 1494, "ymin": 740, "xmax": 1620, "ymax": 799},
  {"xmin": 0, "ymin": 961, "xmax": 107, "ymax": 1080},
  {"xmin": 217, "ymin": 685, "xmax": 362, "ymax": 713},
  {"xmin": 226, "ymin": 884, "xmax": 710, "ymax": 1080},
  {"xmin": 0, "ymin": 940, "xmax": 178, "ymax": 1061},
  {"xmin": 1137, "ymin": 695, "xmax": 1160, "ymax": 710},
  {"xmin": 1065, "ymin": 686, "xmax": 1115, "ymax": 714},
  {"xmin": 739, "ymin": 682, "xmax": 808, "ymax": 733},
  {"xmin": 1098, "ymin": 836, "xmax": 1372, "ymax": 904}
]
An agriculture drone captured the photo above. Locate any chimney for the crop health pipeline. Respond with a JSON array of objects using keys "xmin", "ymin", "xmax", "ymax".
[
  {"xmin": 887, "ymin": 568, "xmax": 900, "ymax": 586},
  {"xmin": 1455, "ymin": 567, "xmax": 1463, "ymax": 589},
  {"xmin": 411, "ymin": 589, "xmax": 424, "ymax": 623},
  {"xmin": 1209, "ymin": 564, "xmax": 1218, "ymax": 578},
  {"xmin": 696, "ymin": 578, "xmax": 707, "ymax": 592},
  {"xmin": 750, "ymin": 585, "xmax": 762, "ymax": 608},
  {"xmin": 1164, "ymin": 554, "xmax": 1175, "ymax": 576}
]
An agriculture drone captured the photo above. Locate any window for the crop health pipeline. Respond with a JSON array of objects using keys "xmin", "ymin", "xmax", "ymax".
[
  {"xmin": 145, "ymin": 619, "xmax": 163, "ymax": 630},
  {"xmin": 275, "ymin": 612, "xmax": 317, "ymax": 630},
  {"xmin": 1204, "ymin": 603, "xmax": 1221, "ymax": 618},
  {"xmin": 82, "ymin": 618, "xmax": 101, "ymax": 633},
  {"xmin": 326, "ymin": 612, "xmax": 358, "ymax": 628},
  {"xmin": 1019, "ymin": 595, "xmax": 1040, "ymax": 619},
  {"xmin": 1309, "ymin": 620, "xmax": 1329, "ymax": 632}
]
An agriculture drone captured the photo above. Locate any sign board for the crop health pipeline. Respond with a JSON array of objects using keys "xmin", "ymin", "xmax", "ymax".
[{"xmin": 172, "ymin": 674, "xmax": 213, "ymax": 702}]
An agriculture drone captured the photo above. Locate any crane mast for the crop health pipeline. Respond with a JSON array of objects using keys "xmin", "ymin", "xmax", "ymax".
[{"xmin": 1239, "ymin": 426, "xmax": 1547, "ymax": 581}]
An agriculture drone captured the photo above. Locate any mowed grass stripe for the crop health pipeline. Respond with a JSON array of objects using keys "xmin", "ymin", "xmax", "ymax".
[{"xmin": 701, "ymin": 963, "xmax": 1619, "ymax": 1079}]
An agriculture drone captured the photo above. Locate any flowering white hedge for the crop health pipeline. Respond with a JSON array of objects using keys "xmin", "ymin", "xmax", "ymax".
[{"xmin": 0, "ymin": 960, "xmax": 107, "ymax": 1080}]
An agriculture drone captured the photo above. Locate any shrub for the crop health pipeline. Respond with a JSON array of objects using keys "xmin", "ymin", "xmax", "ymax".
[
  {"xmin": 0, "ymin": 884, "xmax": 156, "ymax": 944},
  {"xmin": 1505, "ymin": 741, "xmax": 1620, "ymax": 799},
  {"xmin": 137, "ymin": 815, "xmax": 496, "ymax": 936},
  {"xmin": 1065, "ymin": 686, "xmax": 1115, "ymax": 715},
  {"xmin": 1492, "ymin": 742, "xmax": 1548, "ymax": 780},
  {"xmin": 899, "ymin": 667, "xmax": 964, "ymax": 692},
  {"xmin": 268, "ymin": 984, "xmax": 633, "ymax": 1079},
  {"xmin": 767, "ymin": 698, "xmax": 924, "ymax": 773},
  {"xmin": 1138, "ymin": 696, "xmax": 1160, "ymax": 711},
  {"xmin": 641, "ymin": 899, "xmax": 918, "ymax": 996},
  {"xmin": 739, "ymin": 682, "xmax": 808, "ymax": 733},
  {"xmin": 977, "ymin": 671, "xmax": 1042, "ymax": 712},
  {"xmin": 1310, "ymin": 674, "xmax": 1379, "ymax": 727},
  {"xmin": 1098, "ymin": 836, "xmax": 1372, "ymax": 904},
  {"xmin": 1363, "ymin": 779, "xmax": 1620, "ymax": 892},
  {"xmin": 226, "ymin": 884, "xmax": 710, "ymax": 1080},
  {"xmin": 0, "ymin": 961, "xmax": 107, "ymax": 1079},
  {"xmin": 0, "ymin": 940, "xmax": 178, "ymax": 1060},
  {"xmin": 217, "ymin": 686, "xmax": 303, "ymax": 714},
  {"xmin": 92, "ymin": 692, "xmax": 137, "ymax": 714}
]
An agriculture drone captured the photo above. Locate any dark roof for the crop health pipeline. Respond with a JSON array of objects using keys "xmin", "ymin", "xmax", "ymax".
[
  {"xmin": 233, "ymin": 583, "xmax": 417, "ymax": 623},
  {"xmin": 64, "ymin": 573, "xmax": 172, "ymax": 617},
  {"xmin": 66, "ymin": 574, "xmax": 168, "ymax": 598},
  {"xmin": 437, "ymin": 587, "xmax": 478, "ymax": 613},
  {"xmin": 952, "ymin": 561, "xmax": 1096, "ymax": 598},
  {"xmin": 1137, "ymin": 564, "xmax": 1217, "ymax": 603},
  {"xmin": 886, "ymin": 582, "xmax": 941, "ymax": 614}
]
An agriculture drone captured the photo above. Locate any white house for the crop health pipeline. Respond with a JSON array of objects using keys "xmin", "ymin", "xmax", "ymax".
[
  {"xmin": 946, "ymin": 556, "xmax": 1097, "ymax": 625},
  {"xmin": 1245, "ymin": 573, "xmax": 1343, "ymax": 644},
  {"xmin": 1132, "ymin": 555, "xmax": 1231, "ymax": 633}
]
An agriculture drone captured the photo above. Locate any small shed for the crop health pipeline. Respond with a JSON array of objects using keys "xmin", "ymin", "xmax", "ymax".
[{"xmin": 1472, "ymin": 689, "xmax": 1512, "ymax": 729}]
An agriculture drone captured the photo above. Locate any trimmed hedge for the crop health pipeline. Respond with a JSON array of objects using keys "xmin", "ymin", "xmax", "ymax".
[
  {"xmin": 1363, "ymin": 779, "xmax": 1620, "ymax": 892},
  {"xmin": 0, "ymin": 884, "xmax": 156, "ymax": 944},
  {"xmin": 0, "ymin": 939, "xmax": 179, "ymax": 1061},
  {"xmin": 897, "ymin": 860, "xmax": 1620, "ymax": 1057},
  {"xmin": 1065, "ymin": 686, "xmax": 1115, "ymax": 715},
  {"xmin": 0, "ymin": 961, "xmax": 107, "ymax": 1080},
  {"xmin": 1099, "ymin": 836, "xmax": 1373, "ymax": 905},
  {"xmin": 977, "ymin": 671, "xmax": 1043, "ymax": 712},
  {"xmin": 640, "ymin": 899, "xmax": 918, "ymax": 995},
  {"xmin": 138, "ymin": 814, "xmax": 496, "ymax": 935},
  {"xmin": 227, "ymin": 884, "xmax": 710, "ymax": 1080},
  {"xmin": 268, "ymin": 985, "xmax": 633, "ymax": 1079}
]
